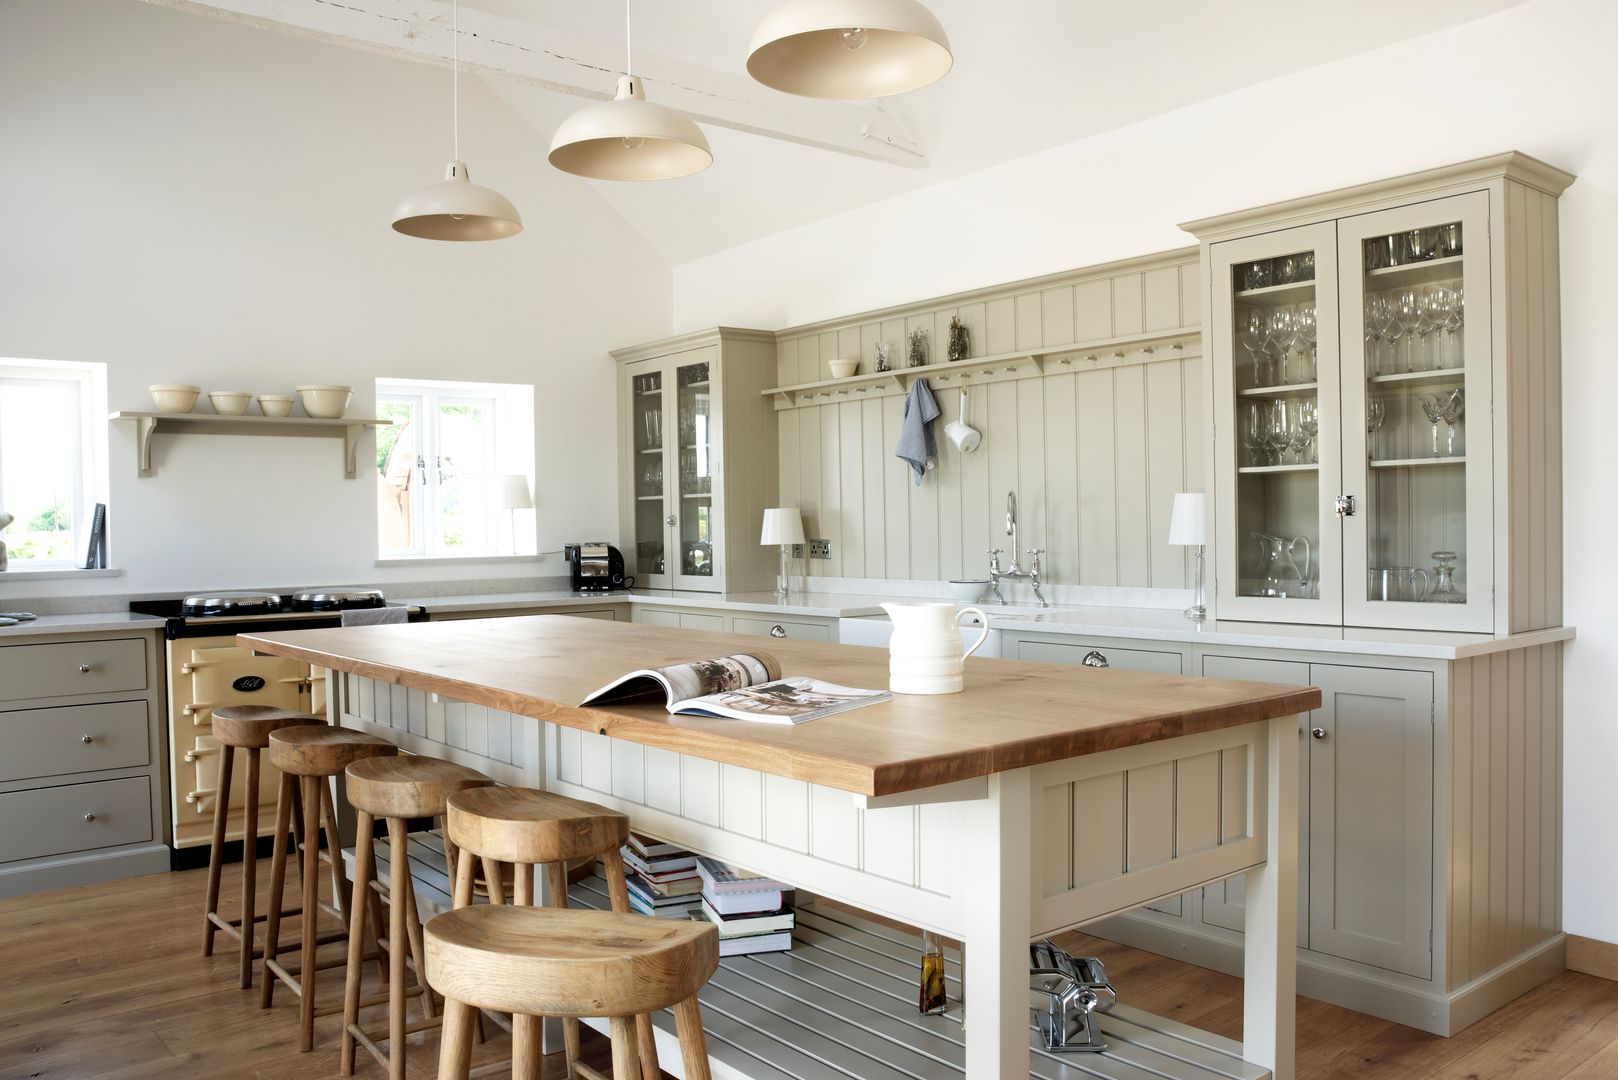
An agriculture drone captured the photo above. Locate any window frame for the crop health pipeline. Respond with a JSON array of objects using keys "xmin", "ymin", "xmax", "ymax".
[{"xmin": 0, "ymin": 359, "xmax": 108, "ymax": 569}]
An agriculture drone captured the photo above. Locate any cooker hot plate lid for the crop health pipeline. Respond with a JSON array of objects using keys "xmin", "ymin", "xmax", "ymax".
[
  {"xmin": 292, "ymin": 588, "xmax": 386, "ymax": 611},
  {"xmin": 181, "ymin": 591, "xmax": 284, "ymax": 616}
]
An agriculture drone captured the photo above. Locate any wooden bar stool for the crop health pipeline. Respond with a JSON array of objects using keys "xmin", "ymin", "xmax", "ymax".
[
  {"xmin": 426, "ymin": 905, "xmax": 718, "ymax": 1080},
  {"xmin": 444, "ymin": 786, "xmax": 657, "ymax": 1080},
  {"xmin": 200, "ymin": 706, "xmax": 326, "ymax": 988},
  {"xmin": 261, "ymin": 725, "xmax": 398, "ymax": 1052},
  {"xmin": 340, "ymin": 755, "xmax": 493, "ymax": 1079}
]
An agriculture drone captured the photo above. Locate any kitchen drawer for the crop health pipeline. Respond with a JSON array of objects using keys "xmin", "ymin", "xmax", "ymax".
[
  {"xmin": 1012, "ymin": 637, "xmax": 1183, "ymax": 675},
  {"xmin": 678, "ymin": 612, "xmax": 725, "ymax": 632},
  {"xmin": 731, "ymin": 616, "xmax": 832, "ymax": 642},
  {"xmin": 0, "ymin": 700, "xmax": 151, "ymax": 782},
  {"xmin": 636, "ymin": 609, "xmax": 681, "ymax": 628},
  {"xmin": 0, "ymin": 637, "xmax": 148, "ymax": 702},
  {"xmin": 0, "ymin": 777, "xmax": 153, "ymax": 863}
]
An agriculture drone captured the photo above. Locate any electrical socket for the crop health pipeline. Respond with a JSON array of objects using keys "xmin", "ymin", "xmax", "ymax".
[{"xmin": 809, "ymin": 539, "xmax": 832, "ymax": 559}]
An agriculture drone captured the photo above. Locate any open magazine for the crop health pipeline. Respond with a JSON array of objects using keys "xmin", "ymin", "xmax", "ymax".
[{"xmin": 580, "ymin": 652, "xmax": 890, "ymax": 725}]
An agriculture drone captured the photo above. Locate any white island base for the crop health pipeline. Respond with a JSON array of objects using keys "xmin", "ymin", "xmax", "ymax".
[{"xmin": 331, "ymin": 671, "xmax": 1301, "ymax": 1080}]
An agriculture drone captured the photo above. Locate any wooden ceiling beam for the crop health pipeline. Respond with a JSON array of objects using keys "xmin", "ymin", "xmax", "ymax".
[{"xmin": 142, "ymin": 0, "xmax": 927, "ymax": 167}]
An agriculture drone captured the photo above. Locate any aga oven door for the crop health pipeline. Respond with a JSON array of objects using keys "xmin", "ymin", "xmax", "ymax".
[{"xmin": 167, "ymin": 634, "xmax": 314, "ymax": 848}]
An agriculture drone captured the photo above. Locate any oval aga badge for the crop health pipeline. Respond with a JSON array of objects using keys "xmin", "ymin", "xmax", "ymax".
[{"xmin": 232, "ymin": 675, "xmax": 267, "ymax": 693}]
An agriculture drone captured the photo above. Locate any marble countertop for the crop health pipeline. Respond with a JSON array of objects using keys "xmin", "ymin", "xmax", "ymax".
[
  {"xmin": 393, "ymin": 588, "xmax": 893, "ymax": 619},
  {"xmin": 0, "ymin": 612, "xmax": 168, "ymax": 639}
]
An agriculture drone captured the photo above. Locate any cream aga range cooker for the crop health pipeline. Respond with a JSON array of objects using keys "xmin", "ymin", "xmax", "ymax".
[{"xmin": 128, "ymin": 590, "xmax": 424, "ymax": 858}]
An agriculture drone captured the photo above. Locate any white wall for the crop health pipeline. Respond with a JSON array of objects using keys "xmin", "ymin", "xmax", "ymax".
[
  {"xmin": 0, "ymin": 0, "xmax": 671, "ymax": 597},
  {"xmin": 672, "ymin": 0, "xmax": 1618, "ymax": 942}
]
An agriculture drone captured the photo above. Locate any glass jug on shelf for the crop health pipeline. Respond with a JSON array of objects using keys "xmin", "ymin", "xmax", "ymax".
[
  {"xmin": 1426, "ymin": 551, "xmax": 1467, "ymax": 604},
  {"xmin": 1285, "ymin": 536, "xmax": 1313, "ymax": 599}
]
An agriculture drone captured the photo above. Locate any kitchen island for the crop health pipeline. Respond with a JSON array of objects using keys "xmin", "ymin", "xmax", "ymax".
[{"xmin": 242, "ymin": 615, "xmax": 1319, "ymax": 1080}]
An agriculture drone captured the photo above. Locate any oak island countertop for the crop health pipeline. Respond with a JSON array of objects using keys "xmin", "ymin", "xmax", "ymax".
[{"xmin": 241, "ymin": 615, "xmax": 1320, "ymax": 797}]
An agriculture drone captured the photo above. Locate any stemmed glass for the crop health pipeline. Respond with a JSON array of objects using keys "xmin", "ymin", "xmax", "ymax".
[
  {"xmin": 1243, "ymin": 402, "xmax": 1266, "ymax": 466},
  {"xmin": 1366, "ymin": 398, "xmax": 1387, "ymax": 461},
  {"xmin": 1266, "ymin": 399, "xmax": 1293, "ymax": 466},
  {"xmin": 1268, "ymin": 308, "xmax": 1297, "ymax": 385},
  {"xmin": 1297, "ymin": 304, "xmax": 1318, "ymax": 382},
  {"xmin": 1395, "ymin": 289, "xmax": 1424, "ymax": 372},
  {"xmin": 1297, "ymin": 399, "xmax": 1319, "ymax": 463},
  {"xmin": 1417, "ymin": 393, "xmax": 1448, "ymax": 457},
  {"xmin": 1442, "ymin": 284, "xmax": 1465, "ymax": 367},
  {"xmin": 1239, "ymin": 310, "xmax": 1270, "ymax": 386},
  {"xmin": 1289, "ymin": 403, "xmax": 1313, "ymax": 465},
  {"xmin": 1440, "ymin": 389, "xmax": 1466, "ymax": 456},
  {"xmin": 1420, "ymin": 287, "xmax": 1449, "ymax": 370}
]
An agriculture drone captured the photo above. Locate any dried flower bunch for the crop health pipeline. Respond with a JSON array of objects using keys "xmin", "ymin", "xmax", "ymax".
[
  {"xmin": 947, "ymin": 315, "xmax": 969, "ymax": 362},
  {"xmin": 908, "ymin": 328, "xmax": 929, "ymax": 367}
]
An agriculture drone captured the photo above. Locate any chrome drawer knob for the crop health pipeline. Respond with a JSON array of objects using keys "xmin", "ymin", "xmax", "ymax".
[
  {"xmin": 80, "ymin": 734, "xmax": 94, "ymax": 744},
  {"xmin": 770, "ymin": 625, "xmax": 787, "ymax": 638},
  {"xmin": 83, "ymin": 813, "xmax": 96, "ymax": 822},
  {"xmin": 78, "ymin": 663, "xmax": 92, "ymax": 673},
  {"xmin": 1311, "ymin": 727, "xmax": 1328, "ymax": 740},
  {"xmin": 1081, "ymin": 650, "xmax": 1109, "ymax": 669}
]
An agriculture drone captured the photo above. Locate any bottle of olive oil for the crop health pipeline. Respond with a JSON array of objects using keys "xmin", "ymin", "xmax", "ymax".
[{"xmin": 919, "ymin": 930, "xmax": 948, "ymax": 1014}]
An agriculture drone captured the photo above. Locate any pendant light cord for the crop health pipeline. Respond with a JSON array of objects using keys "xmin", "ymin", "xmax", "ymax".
[
  {"xmin": 452, "ymin": 0, "xmax": 460, "ymax": 161},
  {"xmin": 625, "ymin": 0, "xmax": 633, "ymax": 77}
]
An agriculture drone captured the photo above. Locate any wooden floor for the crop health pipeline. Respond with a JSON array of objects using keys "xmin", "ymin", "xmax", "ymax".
[{"xmin": 3, "ymin": 867, "xmax": 1617, "ymax": 1079}]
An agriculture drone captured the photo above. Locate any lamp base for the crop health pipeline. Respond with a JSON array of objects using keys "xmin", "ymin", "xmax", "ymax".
[
  {"xmin": 1185, "ymin": 546, "xmax": 1207, "ymax": 621},
  {"xmin": 774, "ymin": 544, "xmax": 791, "ymax": 601}
]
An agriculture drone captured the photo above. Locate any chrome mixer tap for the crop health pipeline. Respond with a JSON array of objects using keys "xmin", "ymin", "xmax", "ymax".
[{"xmin": 987, "ymin": 491, "xmax": 1048, "ymax": 607}]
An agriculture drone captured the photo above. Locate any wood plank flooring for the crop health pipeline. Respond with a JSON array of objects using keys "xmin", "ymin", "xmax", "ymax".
[{"xmin": 3, "ymin": 867, "xmax": 1617, "ymax": 1078}]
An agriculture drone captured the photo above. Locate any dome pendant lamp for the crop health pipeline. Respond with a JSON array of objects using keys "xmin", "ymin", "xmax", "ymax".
[
  {"xmin": 392, "ymin": 0, "xmax": 522, "ymax": 241},
  {"xmin": 547, "ymin": 0, "xmax": 712, "ymax": 181},
  {"xmin": 747, "ymin": 0, "xmax": 952, "ymax": 99}
]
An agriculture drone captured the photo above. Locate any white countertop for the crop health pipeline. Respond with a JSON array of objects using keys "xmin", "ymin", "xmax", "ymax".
[
  {"xmin": 0, "ymin": 611, "xmax": 168, "ymax": 639},
  {"xmin": 394, "ymin": 588, "xmax": 1572, "ymax": 660}
]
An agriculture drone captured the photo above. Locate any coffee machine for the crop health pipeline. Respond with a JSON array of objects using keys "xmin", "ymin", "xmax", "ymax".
[{"xmin": 565, "ymin": 543, "xmax": 631, "ymax": 593}]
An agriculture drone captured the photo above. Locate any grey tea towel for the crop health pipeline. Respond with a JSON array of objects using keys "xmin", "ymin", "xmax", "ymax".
[
  {"xmin": 341, "ymin": 606, "xmax": 410, "ymax": 626},
  {"xmin": 895, "ymin": 378, "xmax": 941, "ymax": 485}
]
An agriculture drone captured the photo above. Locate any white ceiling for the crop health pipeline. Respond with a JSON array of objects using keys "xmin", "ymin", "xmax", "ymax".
[{"xmin": 471, "ymin": 0, "xmax": 1531, "ymax": 265}]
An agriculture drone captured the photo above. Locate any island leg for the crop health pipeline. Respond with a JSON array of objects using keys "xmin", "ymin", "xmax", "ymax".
[
  {"xmin": 1243, "ymin": 714, "xmax": 1299, "ymax": 1080},
  {"xmin": 961, "ymin": 767, "xmax": 1033, "ymax": 1077}
]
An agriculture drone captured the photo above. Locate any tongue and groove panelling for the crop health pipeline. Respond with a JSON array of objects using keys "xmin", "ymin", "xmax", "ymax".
[{"xmin": 774, "ymin": 250, "xmax": 1205, "ymax": 587}]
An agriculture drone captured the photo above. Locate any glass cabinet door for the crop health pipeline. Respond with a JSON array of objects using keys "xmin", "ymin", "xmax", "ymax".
[
  {"xmin": 671, "ymin": 350, "xmax": 720, "ymax": 590},
  {"xmin": 1210, "ymin": 221, "xmax": 1343, "ymax": 624},
  {"xmin": 626, "ymin": 361, "xmax": 671, "ymax": 588},
  {"xmin": 1338, "ymin": 192, "xmax": 1493, "ymax": 631}
]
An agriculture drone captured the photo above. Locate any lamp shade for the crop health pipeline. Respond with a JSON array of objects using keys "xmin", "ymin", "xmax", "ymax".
[
  {"xmin": 1167, "ymin": 493, "xmax": 1207, "ymax": 546},
  {"xmin": 746, "ymin": 0, "xmax": 952, "ymax": 99},
  {"xmin": 760, "ymin": 507, "xmax": 806, "ymax": 546},
  {"xmin": 500, "ymin": 474, "xmax": 533, "ymax": 510},
  {"xmin": 548, "ymin": 76, "xmax": 713, "ymax": 181},
  {"xmin": 392, "ymin": 161, "xmax": 523, "ymax": 241}
]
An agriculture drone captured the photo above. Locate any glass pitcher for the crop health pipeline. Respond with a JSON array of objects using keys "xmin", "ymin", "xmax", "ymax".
[
  {"xmin": 1285, "ymin": 536, "xmax": 1313, "ymax": 600},
  {"xmin": 1251, "ymin": 533, "xmax": 1288, "ymax": 597}
]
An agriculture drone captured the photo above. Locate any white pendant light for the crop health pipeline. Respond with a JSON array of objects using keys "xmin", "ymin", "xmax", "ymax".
[
  {"xmin": 392, "ymin": 0, "xmax": 522, "ymax": 241},
  {"xmin": 548, "ymin": 1, "xmax": 712, "ymax": 182},
  {"xmin": 747, "ymin": 0, "xmax": 952, "ymax": 99}
]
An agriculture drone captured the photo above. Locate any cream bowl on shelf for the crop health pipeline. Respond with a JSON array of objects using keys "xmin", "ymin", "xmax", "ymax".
[
  {"xmin": 948, "ymin": 579, "xmax": 991, "ymax": 603},
  {"xmin": 148, "ymin": 384, "xmax": 201, "ymax": 413},
  {"xmin": 828, "ymin": 359, "xmax": 859, "ymax": 379},
  {"xmin": 296, "ymin": 384, "xmax": 352, "ymax": 419},
  {"xmin": 208, "ymin": 390, "xmax": 252, "ymax": 416},
  {"xmin": 257, "ymin": 394, "xmax": 295, "ymax": 418}
]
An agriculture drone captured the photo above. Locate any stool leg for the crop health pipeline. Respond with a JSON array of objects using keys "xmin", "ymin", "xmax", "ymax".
[
  {"xmin": 481, "ymin": 856, "xmax": 506, "ymax": 906},
  {"xmin": 674, "ymin": 996, "xmax": 712, "ymax": 1080},
  {"xmin": 238, "ymin": 747, "xmax": 260, "ymax": 989},
  {"xmin": 438, "ymin": 997, "xmax": 475, "ymax": 1080},
  {"xmin": 545, "ymin": 863, "xmax": 584, "ymax": 1074},
  {"xmin": 261, "ymin": 772, "xmax": 295, "ymax": 1009},
  {"xmin": 399, "ymin": 865, "xmax": 435, "ymax": 1019},
  {"xmin": 340, "ymin": 809, "xmax": 374, "ymax": 1077},
  {"xmin": 320, "ymin": 778, "xmax": 353, "ymax": 930},
  {"xmin": 602, "ymin": 851, "xmax": 661, "ymax": 1080},
  {"xmin": 201, "ymin": 743, "xmax": 235, "ymax": 957},
  {"xmin": 298, "ymin": 774, "xmax": 321, "ymax": 1052},
  {"xmin": 386, "ymin": 817, "xmax": 409, "ymax": 1080},
  {"xmin": 609, "ymin": 1015, "xmax": 641, "ymax": 1080},
  {"xmin": 452, "ymin": 847, "xmax": 475, "ymax": 909},
  {"xmin": 289, "ymin": 778, "xmax": 306, "ymax": 892}
]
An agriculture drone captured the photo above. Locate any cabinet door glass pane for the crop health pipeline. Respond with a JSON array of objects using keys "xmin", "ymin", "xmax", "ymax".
[
  {"xmin": 1231, "ymin": 248, "xmax": 1324, "ymax": 602},
  {"xmin": 630, "ymin": 369, "xmax": 666, "ymax": 577},
  {"xmin": 676, "ymin": 360, "xmax": 714, "ymax": 579},
  {"xmin": 1356, "ymin": 220, "xmax": 1470, "ymax": 607}
]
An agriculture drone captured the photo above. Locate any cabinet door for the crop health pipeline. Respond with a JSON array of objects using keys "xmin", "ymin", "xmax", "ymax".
[
  {"xmin": 1338, "ymin": 192, "xmax": 1494, "ymax": 632},
  {"xmin": 1210, "ymin": 222, "xmax": 1343, "ymax": 624},
  {"xmin": 1308, "ymin": 663, "xmax": 1433, "ymax": 978},
  {"xmin": 625, "ymin": 358, "xmax": 673, "ymax": 589},
  {"xmin": 1197, "ymin": 654, "xmax": 1310, "ymax": 943},
  {"xmin": 670, "ymin": 347, "xmax": 722, "ymax": 592}
]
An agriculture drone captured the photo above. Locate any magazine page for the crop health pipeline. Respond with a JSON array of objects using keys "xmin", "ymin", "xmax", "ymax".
[
  {"xmin": 581, "ymin": 652, "xmax": 781, "ymax": 707},
  {"xmin": 671, "ymin": 677, "xmax": 890, "ymax": 725}
]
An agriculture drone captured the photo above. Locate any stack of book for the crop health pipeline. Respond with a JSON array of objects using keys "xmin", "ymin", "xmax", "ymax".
[
  {"xmin": 695, "ymin": 856, "xmax": 795, "ymax": 957},
  {"xmin": 619, "ymin": 833, "xmax": 703, "ymax": 920}
]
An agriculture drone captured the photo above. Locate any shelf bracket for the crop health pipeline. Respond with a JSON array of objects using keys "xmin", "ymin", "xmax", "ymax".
[
  {"xmin": 343, "ymin": 424, "xmax": 364, "ymax": 480},
  {"xmin": 135, "ymin": 416, "xmax": 157, "ymax": 478}
]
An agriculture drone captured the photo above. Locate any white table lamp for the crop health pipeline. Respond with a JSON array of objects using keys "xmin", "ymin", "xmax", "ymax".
[
  {"xmin": 501, "ymin": 474, "xmax": 533, "ymax": 554},
  {"xmin": 1168, "ymin": 492, "xmax": 1208, "ymax": 621},
  {"xmin": 760, "ymin": 507, "xmax": 805, "ymax": 600}
]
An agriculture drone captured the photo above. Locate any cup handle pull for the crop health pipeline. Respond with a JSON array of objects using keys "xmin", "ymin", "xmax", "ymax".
[{"xmin": 958, "ymin": 607, "xmax": 991, "ymax": 659}]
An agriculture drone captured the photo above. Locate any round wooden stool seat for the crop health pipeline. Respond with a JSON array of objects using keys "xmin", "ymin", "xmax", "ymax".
[
  {"xmin": 425, "ymin": 905, "xmax": 718, "ymax": 1018},
  {"xmin": 268, "ymin": 725, "xmax": 397, "ymax": 777},
  {"xmin": 211, "ymin": 706, "xmax": 324, "ymax": 749},
  {"xmin": 345, "ymin": 755, "xmax": 492, "ymax": 822},
  {"xmin": 445, "ymin": 786, "xmax": 628, "ymax": 866}
]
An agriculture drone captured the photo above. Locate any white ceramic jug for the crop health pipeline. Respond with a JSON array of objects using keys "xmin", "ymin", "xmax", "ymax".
[{"xmin": 881, "ymin": 602, "xmax": 990, "ymax": 695}]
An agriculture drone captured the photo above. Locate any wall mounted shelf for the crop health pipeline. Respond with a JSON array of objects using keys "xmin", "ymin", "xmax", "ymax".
[
  {"xmin": 109, "ymin": 412, "xmax": 391, "ymax": 479},
  {"xmin": 761, "ymin": 327, "xmax": 1200, "ymax": 409}
]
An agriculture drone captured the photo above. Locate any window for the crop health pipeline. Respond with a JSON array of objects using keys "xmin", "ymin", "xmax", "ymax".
[
  {"xmin": 0, "ymin": 359, "xmax": 108, "ymax": 568},
  {"xmin": 375, "ymin": 378, "xmax": 534, "ymax": 558}
]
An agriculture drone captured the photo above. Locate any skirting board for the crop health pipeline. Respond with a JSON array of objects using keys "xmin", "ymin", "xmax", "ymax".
[
  {"xmin": 0, "ymin": 844, "xmax": 171, "ymax": 900},
  {"xmin": 1567, "ymin": 934, "xmax": 1618, "ymax": 983},
  {"xmin": 1089, "ymin": 912, "xmax": 1565, "ymax": 1037}
]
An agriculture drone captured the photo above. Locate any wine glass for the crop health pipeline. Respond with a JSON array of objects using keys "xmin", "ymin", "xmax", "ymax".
[
  {"xmin": 1421, "ymin": 287, "xmax": 1449, "ymax": 369},
  {"xmin": 1366, "ymin": 398, "xmax": 1387, "ymax": 461},
  {"xmin": 1440, "ymin": 389, "xmax": 1466, "ymax": 457},
  {"xmin": 1243, "ymin": 402, "xmax": 1266, "ymax": 467},
  {"xmin": 1297, "ymin": 304, "xmax": 1318, "ymax": 382},
  {"xmin": 1298, "ymin": 398, "xmax": 1320, "ymax": 463},
  {"xmin": 1289, "ymin": 403, "xmax": 1313, "ymax": 465},
  {"xmin": 1371, "ymin": 296, "xmax": 1400, "ymax": 376},
  {"xmin": 1268, "ymin": 308, "xmax": 1296, "ymax": 385},
  {"xmin": 1443, "ymin": 283, "xmax": 1465, "ymax": 365},
  {"xmin": 1245, "ymin": 261, "xmax": 1273, "ymax": 291},
  {"xmin": 1239, "ymin": 310, "xmax": 1270, "ymax": 386},
  {"xmin": 1417, "ymin": 393, "xmax": 1448, "ymax": 457},
  {"xmin": 1395, "ymin": 289, "xmax": 1424, "ymax": 372},
  {"xmin": 1266, "ymin": 399, "xmax": 1293, "ymax": 465}
]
